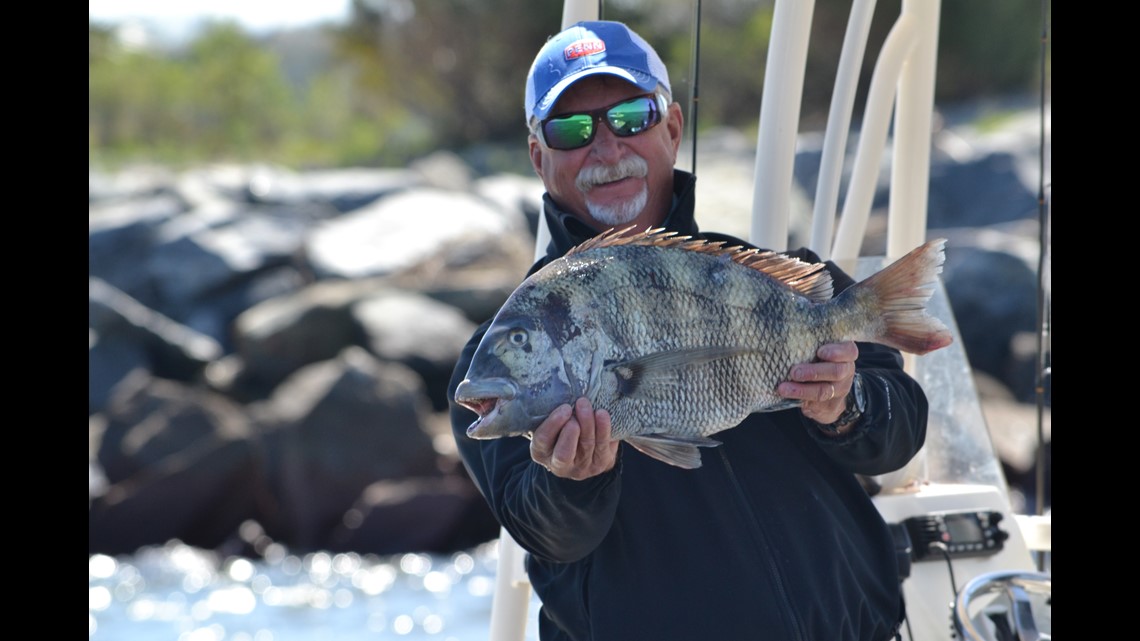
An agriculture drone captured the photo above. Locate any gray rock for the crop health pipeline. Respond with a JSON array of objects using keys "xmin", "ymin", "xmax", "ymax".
[
  {"xmin": 245, "ymin": 164, "xmax": 419, "ymax": 213},
  {"xmin": 146, "ymin": 204, "xmax": 312, "ymax": 312},
  {"xmin": 95, "ymin": 369, "xmax": 253, "ymax": 483},
  {"xmin": 473, "ymin": 172, "xmax": 545, "ymax": 237},
  {"xmin": 327, "ymin": 475, "xmax": 501, "ymax": 555},
  {"xmin": 409, "ymin": 150, "xmax": 475, "ymax": 191},
  {"xmin": 942, "ymin": 244, "xmax": 1039, "ymax": 403},
  {"xmin": 89, "ymin": 370, "xmax": 272, "ymax": 553},
  {"xmin": 252, "ymin": 346, "xmax": 440, "ymax": 549},
  {"xmin": 89, "ymin": 194, "xmax": 187, "ymax": 306},
  {"xmin": 927, "ymin": 152, "xmax": 1037, "ymax": 228},
  {"xmin": 304, "ymin": 186, "xmax": 530, "ymax": 280},
  {"xmin": 90, "ymin": 277, "xmax": 223, "ymax": 413},
  {"xmin": 89, "ymin": 165, "xmax": 177, "ymax": 204},
  {"xmin": 226, "ymin": 278, "xmax": 372, "ymax": 398},
  {"xmin": 355, "ymin": 289, "xmax": 477, "ymax": 411},
  {"xmin": 89, "ymin": 436, "xmax": 268, "ymax": 555}
]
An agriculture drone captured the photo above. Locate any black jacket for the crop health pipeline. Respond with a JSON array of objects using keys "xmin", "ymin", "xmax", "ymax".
[{"xmin": 447, "ymin": 169, "xmax": 925, "ymax": 641}]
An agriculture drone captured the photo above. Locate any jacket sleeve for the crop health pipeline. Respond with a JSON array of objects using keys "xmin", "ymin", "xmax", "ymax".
[
  {"xmin": 798, "ymin": 255, "xmax": 930, "ymax": 476},
  {"xmin": 804, "ymin": 340, "xmax": 929, "ymax": 476},
  {"xmin": 447, "ymin": 321, "xmax": 622, "ymax": 563}
]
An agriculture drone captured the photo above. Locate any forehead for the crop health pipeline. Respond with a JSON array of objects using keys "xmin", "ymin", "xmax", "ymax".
[{"xmin": 552, "ymin": 75, "xmax": 645, "ymax": 113}]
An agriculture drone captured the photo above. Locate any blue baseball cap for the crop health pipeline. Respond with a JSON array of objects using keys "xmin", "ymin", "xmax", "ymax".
[{"xmin": 524, "ymin": 20, "xmax": 671, "ymax": 125}]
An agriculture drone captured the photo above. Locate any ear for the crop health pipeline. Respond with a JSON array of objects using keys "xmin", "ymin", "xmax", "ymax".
[
  {"xmin": 528, "ymin": 133, "xmax": 544, "ymax": 177},
  {"xmin": 665, "ymin": 102, "xmax": 684, "ymax": 155}
]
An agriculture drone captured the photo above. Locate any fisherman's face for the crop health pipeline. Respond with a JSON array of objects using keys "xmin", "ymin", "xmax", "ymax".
[{"xmin": 529, "ymin": 76, "xmax": 684, "ymax": 233}]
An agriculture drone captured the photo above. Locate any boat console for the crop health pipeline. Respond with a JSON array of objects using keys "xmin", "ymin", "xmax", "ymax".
[{"xmin": 848, "ymin": 260, "xmax": 1051, "ymax": 641}]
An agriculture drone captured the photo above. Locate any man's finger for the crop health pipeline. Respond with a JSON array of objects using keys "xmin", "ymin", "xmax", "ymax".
[{"xmin": 550, "ymin": 421, "xmax": 581, "ymax": 469}]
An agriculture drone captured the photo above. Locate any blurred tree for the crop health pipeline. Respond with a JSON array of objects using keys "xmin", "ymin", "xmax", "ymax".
[
  {"xmin": 936, "ymin": 0, "xmax": 1044, "ymax": 98},
  {"xmin": 676, "ymin": 5, "xmax": 774, "ymax": 132},
  {"xmin": 89, "ymin": 35, "xmax": 197, "ymax": 164},
  {"xmin": 184, "ymin": 22, "xmax": 296, "ymax": 160},
  {"xmin": 88, "ymin": 1, "xmax": 1045, "ymax": 170},
  {"xmin": 89, "ymin": 22, "xmax": 116, "ymax": 62},
  {"xmin": 339, "ymin": 0, "xmax": 564, "ymax": 150},
  {"xmin": 90, "ymin": 21, "xmax": 297, "ymax": 166}
]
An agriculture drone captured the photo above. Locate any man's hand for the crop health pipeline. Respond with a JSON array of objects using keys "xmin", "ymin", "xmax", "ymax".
[
  {"xmin": 530, "ymin": 397, "xmax": 619, "ymax": 479},
  {"xmin": 777, "ymin": 341, "xmax": 859, "ymax": 426}
]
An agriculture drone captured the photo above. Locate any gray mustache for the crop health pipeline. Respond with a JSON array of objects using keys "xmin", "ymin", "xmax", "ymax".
[{"xmin": 576, "ymin": 155, "xmax": 649, "ymax": 192}]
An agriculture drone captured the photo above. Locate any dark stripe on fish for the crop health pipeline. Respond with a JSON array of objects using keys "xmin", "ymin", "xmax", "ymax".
[{"xmin": 541, "ymin": 289, "xmax": 582, "ymax": 345}]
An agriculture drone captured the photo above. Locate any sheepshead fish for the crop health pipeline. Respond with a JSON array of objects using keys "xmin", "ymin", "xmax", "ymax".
[{"xmin": 453, "ymin": 227, "xmax": 952, "ymax": 469}]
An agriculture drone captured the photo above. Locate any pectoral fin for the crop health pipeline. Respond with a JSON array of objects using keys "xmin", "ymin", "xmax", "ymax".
[
  {"xmin": 608, "ymin": 347, "xmax": 757, "ymax": 399},
  {"xmin": 625, "ymin": 434, "xmax": 722, "ymax": 469}
]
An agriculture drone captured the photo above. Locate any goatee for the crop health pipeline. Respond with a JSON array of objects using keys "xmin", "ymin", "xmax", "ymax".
[{"xmin": 576, "ymin": 155, "xmax": 650, "ymax": 226}]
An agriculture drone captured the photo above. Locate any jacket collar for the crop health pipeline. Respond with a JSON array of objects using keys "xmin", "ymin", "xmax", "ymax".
[{"xmin": 538, "ymin": 169, "xmax": 699, "ymax": 263}]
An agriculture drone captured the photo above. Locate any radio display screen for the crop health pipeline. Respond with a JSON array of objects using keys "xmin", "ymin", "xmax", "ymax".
[{"xmin": 945, "ymin": 515, "xmax": 983, "ymax": 543}]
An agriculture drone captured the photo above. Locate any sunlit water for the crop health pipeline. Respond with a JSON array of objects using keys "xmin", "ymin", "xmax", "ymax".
[{"xmin": 89, "ymin": 540, "xmax": 541, "ymax": 641}]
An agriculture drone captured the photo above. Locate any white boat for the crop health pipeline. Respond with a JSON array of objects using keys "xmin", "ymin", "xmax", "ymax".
[{"xmin": 490, "ymin": 1, "xmax": 1051, "ymax": 640}]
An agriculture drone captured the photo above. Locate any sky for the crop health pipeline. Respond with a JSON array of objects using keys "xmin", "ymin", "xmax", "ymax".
[{"xmin": 89, "ymin": 1, "xmax": 351, "ymax": 42}]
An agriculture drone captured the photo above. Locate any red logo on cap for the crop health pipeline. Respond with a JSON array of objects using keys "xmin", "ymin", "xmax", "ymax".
[{"xmin": 564, "ymin": 38, "xmax": 606, "ymax": 60}]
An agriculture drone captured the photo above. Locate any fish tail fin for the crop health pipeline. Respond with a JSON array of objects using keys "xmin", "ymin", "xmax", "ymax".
[
  {"xmin": 850, "ymin": 239, "xmax": 954, "ymax": 355},
  {"xmin": 625, "ymin": 434, "xmax": 721, "ymax": 469}
]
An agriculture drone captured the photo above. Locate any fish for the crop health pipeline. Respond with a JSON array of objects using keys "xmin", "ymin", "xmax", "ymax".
[{"xmin": 453, "ymin": 226, "xmax": 953, "ymax": 469}]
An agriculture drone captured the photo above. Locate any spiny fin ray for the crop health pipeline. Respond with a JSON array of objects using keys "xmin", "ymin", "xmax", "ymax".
[{"xmin": 570, "ymin": 226, "xmax": 833, "ymax": 303}]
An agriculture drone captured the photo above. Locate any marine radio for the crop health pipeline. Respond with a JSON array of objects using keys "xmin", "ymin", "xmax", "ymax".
[{"xmin": 902, "ymin": 510, "xmax": 1009, "ymax": 561}]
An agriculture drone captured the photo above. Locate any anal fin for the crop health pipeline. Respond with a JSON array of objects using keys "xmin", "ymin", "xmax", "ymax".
[
  {"xmin": 752, "ymin": 399, "xmax": 801, "ymax": 413},
  {"xmin": 625, "ymin": 434, "xmax": 721, "ymax": 469}
]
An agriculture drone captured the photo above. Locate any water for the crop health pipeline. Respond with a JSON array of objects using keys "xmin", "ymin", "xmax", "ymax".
[{"xmin": 89, "ymin": 540, "xmax": 541, "ymax": 641}]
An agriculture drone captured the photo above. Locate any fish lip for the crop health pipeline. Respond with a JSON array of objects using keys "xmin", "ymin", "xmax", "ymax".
[
  {"xmin": 454, "ymin": 378, "xmax": 518, "ymax": 438},
  {"xmin": 464, "ymin": 399, "xmax": 504, "ymax": 438},
  {"xmin": 455, "ymin": 378, "xmax": 517, "ymax": 412}
]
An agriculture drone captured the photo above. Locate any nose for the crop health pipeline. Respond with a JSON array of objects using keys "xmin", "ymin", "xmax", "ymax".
[{"xmin": 588, "ymin": 119, "xmax": 624, "ymax": 160}]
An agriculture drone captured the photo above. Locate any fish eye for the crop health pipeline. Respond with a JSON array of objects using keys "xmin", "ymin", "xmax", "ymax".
[{"xmin": 508, "ymin": 328, "xmax": 528, "ymax": 346}]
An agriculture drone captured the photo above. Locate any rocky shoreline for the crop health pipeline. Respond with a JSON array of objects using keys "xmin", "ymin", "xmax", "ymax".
[{"xmin": 89, "ymin": 109, "xmax": 1049, "ymax": 557}]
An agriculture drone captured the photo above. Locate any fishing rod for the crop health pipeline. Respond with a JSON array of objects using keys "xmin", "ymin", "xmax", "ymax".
[
  {"xmin": 689, "ymin": 0, "xmax": 702, "ymax": 176},
  {"xmin": 1033, "ymin": 0, "xmax": 1051, "ymax": 573}
]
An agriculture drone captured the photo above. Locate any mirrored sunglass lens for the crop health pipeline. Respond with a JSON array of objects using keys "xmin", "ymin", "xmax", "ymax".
[
  {"xmin": 544, "ymin": 115, "xmax": 594, "ymax": 149},
  {"xmin": 607, "ymin": 98, "xmax": 657, "ymax": 135}
]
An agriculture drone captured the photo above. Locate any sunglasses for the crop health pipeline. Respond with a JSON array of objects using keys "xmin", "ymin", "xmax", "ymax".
[{"xmin": 538, "ymin": 93, "xmax": 667, "ymax": 151}]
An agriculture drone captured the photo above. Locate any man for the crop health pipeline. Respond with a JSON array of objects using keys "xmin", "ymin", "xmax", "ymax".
[{"xmin": 448, "ymin": 20, "xmax": 926, "ymax": 641}]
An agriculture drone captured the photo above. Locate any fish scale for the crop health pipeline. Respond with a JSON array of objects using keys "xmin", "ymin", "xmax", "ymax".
[{"xmin": 454, "ymin": 227, "xmax": 952, "ymax": 469}]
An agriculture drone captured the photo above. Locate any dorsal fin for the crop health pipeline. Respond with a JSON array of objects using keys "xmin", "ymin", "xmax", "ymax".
[{"xmin": 567, "ymin": 227, "xmax": 834, "ymax": 303}]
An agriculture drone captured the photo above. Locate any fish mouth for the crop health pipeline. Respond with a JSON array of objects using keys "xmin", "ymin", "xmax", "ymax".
[{"xmin": 454, "ymin": 378, "xmax": 518, "ymax": 439}]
